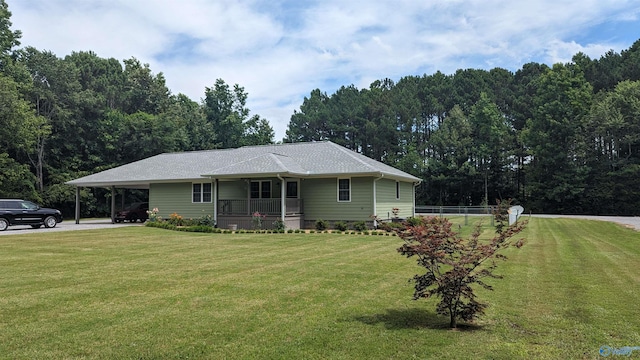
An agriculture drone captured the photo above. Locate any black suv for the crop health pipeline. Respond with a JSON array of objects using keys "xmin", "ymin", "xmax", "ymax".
[{"xmin": 0, "ymin": 199, "xmax": 63, "ymax": 231}]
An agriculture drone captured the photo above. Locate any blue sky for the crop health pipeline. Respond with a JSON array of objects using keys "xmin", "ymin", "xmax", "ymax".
[{"xmin": 8, "ymin": 0, "xmax": 640, "ymax": 141}]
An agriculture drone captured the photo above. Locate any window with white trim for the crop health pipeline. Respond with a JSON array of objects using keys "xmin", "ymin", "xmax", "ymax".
[
  {"xmin": 192, "ymin": 183, "xmax": 212, "ymax": 203},
  {"xmin": 338, "ymin": 178, "xmax": 351, "ymax": 202},
  {"xmin": 250, "ymin": 180, "xmax": 272, "ymax": 199}
]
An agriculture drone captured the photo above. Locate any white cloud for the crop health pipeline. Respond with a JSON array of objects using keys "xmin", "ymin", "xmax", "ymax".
[{"xmin": 7, "ymin": 0, "xmax": 640, "ymax": 141}]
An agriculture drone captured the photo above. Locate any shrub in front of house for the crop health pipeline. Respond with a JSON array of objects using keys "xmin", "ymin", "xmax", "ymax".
[
  {"xmin": 196, "ymin": 214, "xmax": 216, "ymax": 227},
  {"xmin": 146, "ymin": 221, "xmax": 177, "ymax": 230},
  {"xmin": 315, "ymin": 219, "xmax": 328, "ymax": 231},
  {"xmin": 168, "ymin": 213, "xmax": 184, "ymax": 226},
  {"xmin": 184, "ymin": 225, "xmax": 218, "ymax": 233},
  {"xmin": 273, "ymin": 219, "xmax": 285, "ymax": 232},
  {"xmin": 352, "ymin": 221, "xmax": 367, "ymax": 232},
  {"xmin": 334, "ymin": 221, "xmax": 348, "ymax": 231}
]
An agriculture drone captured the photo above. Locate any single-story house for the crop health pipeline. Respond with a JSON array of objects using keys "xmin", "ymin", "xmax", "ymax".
[{"xmin": 66, "ymin": 141, "xmax": 422, "ymax": 229}]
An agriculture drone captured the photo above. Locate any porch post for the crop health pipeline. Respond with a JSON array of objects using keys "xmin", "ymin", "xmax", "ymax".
[
  {"xmin": 75, "ymin": 186, "xmax": 80, "ymax": 224},
  {"xmin": 213, "ymin": 178, "xmax": 218, "ymax": 226},
  {"xmin": 413, "ymin": 182, "xmax": 418, "ymax": 217},
  {"xmin": 280, "ymin": 177, "xmax": 286, "ymax": 222},
  {"xmin": 246, "ymin": 179, "xmax": 251, "ymax": 215},
  {"xmin": 110, "ymin": 186, "xmax": 116, "ymax": 223},
  {"xmin": 373, "ymin": 175, "xmax": 383, "ymax": 227}
]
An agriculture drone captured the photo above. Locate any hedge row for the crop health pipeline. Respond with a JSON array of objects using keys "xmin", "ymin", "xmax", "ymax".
[{"xmin": 145, "ymin": 221, "xmax": 396, "ymax": 236}]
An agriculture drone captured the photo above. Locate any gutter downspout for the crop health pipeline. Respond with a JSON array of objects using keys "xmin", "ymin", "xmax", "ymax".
[
  {"xmin": 277, "ymin": 174, "xmax": 285, "ymax": 223},
  {"xmin": 373, "ymin": 173, "xmax": 384, "ymax": 228}
]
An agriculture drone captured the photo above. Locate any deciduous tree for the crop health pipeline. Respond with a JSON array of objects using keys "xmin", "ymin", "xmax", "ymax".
[
  {"xmin": 204, "ymin": 78, "xmax": 273, "ymax": 148},
  {"xmin": 397, "ymin": 200, "xmax": 527, "ymax": 328},
  {"xmin": 0, "ymin": 0, "xmax": 20, "ymax": 69}
]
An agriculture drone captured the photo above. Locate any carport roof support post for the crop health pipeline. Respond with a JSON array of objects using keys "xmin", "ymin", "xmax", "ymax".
[
  {"xmin": 111, "ymin": 186, "xmax": 116, "ymax": 224},
  {"xmin": 75, "ymin": 186, "xmax": 80, "ymax": 224}
]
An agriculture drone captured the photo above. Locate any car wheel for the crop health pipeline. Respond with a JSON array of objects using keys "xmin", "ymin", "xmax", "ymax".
[
  {"xmin": 115, "ymin": 219, "xmax": 121, "ymax": 223},
  {"xmin": 44, "ymin": 216, "xmax": 58, "ymax": 228},
  {"xmin": 130, "ymin": 215, "xmax": 138, "ymax": 223},
  {"xmin": 0, "ymin": 218, "xmax": 8, "ymax": 231},
  {"xmin": 31, "ymin": 225, "xmax": 42, "ymax": 229}
]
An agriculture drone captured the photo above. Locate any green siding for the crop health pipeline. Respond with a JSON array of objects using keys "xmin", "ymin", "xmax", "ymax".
[
  {"xmin": 150, "ymin": 178, "xmax": 285, "ymax": 219},
  {"xmin": 375, "ymin": 179, "xmax": 414, "ymax": 219},
  {"xmin": 150, "ymin": 177, "xmax": 415, "ymax": 223},
  {"xmin": 218, "ymin": 180, "xmax": 245, "ymax": 199},
  {"xmin": 150, "ymin": 182, "xmax": 215, "ymax": 219},
  {"xmin": 301, "ymin": 177, "xmax": 373, "ymax": 222}
]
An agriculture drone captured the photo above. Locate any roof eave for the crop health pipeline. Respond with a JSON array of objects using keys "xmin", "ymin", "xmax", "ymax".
[
  {"xmin": 65, "ymin": 177, "xmax": 208, "ymax": 188},
  {"xmin": 65, "ymin": 180, "xmax": 151, "ymax": 189},
  {"xmin": 201, "ymin": 171, "xmax": 422, "ymax": 182},
  {"xmin": 201, "ymin": 171, "xmax": 306, "ymax": 179}
]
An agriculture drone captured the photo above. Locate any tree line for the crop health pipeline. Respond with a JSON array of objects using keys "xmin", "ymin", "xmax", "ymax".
[
  {"xmin": 0, "ymin": 1, "xmax": 273, "ymax": 216},
  {"xmin": 285, "ymin": 41, "xmax": 640, "ymax": 215},
  {"xmin": 3, "ymin": 0, "xmax": 640, "ymax": 215}
]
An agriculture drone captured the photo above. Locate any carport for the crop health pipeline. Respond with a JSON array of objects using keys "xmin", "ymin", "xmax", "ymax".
[
  {"xmin": 65, "ymin": 150, "xmax": 217, "ymax": 225},
  {"xmin": 67, "ymin": 181, "xmax": 150, "ymax": 224}
]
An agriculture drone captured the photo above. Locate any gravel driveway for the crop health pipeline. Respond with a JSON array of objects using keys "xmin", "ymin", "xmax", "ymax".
[{"xmin": 0, "ymin": 219, "xmax": 143, "ymax": 236}]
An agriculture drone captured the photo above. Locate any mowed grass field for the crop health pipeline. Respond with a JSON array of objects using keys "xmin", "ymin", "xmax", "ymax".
[{"xmin": 0, "ymin": 217, "xmax": 639, "ymax": 359}]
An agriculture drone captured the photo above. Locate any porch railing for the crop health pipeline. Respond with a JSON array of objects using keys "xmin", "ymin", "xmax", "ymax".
[
  {"xmin": 286, "ymin": 198, "xmax": 303, "ymax": 214},
  {"xmin": 218, "ymin": 199, "xmax": 303, "ymax": 216}
]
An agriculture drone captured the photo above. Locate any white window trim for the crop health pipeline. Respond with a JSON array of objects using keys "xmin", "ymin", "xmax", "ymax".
[
  {"xmin": 337, "ymin": 178, "xmax": 351, "ymax": 202},
  {"xmin": 192, "ymin": 182, "xmax": 212, "ymax": 203}
]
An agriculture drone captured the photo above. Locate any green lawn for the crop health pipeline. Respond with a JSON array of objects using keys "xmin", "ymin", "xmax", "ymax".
[{"xmin": 0, "ymin": 217, "xmax": 638, "ymax": 359}]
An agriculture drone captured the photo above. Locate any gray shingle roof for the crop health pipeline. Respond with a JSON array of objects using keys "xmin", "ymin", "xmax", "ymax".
[{"xmin": 67, "ymin": 141, "xmax": 422, "ymax": 187}]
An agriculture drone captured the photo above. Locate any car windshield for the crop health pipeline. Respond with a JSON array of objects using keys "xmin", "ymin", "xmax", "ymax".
[{"xmin": 21, "ymin": 201, "xmax": 39, "ymax": 210}]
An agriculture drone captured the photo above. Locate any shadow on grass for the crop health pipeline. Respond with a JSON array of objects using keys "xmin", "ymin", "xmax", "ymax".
[{"xmin": 353, "ymin": 308, "xmax": 484, "ymax": 331}]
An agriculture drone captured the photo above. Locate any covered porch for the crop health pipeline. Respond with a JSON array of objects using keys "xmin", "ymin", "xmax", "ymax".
[{"xmin": 216, "ymin": 198, "xmax": 304, "ymax": 230}]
